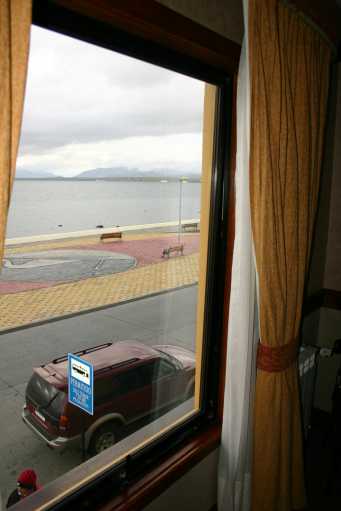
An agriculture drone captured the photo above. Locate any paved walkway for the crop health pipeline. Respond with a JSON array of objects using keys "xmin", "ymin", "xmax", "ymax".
[
  {"xmin": 4, "ymin": 231, "xmax": 175, "ymax": 254},
  {"xmin": 0, "ymin": 233, "xmax": 199, "ymax": 330}
]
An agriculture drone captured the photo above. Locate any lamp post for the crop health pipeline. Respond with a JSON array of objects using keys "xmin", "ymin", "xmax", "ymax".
[{"xmin": 178, "ymin": 177, "xmax": 187, "ymax": 244}]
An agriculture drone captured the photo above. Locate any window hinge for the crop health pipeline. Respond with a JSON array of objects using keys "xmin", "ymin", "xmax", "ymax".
[{"xmin": 119, "ymin": 454, "xmax": 132, "ymax": 489}]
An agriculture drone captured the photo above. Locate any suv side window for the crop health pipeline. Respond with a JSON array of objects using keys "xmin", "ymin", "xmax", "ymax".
[
  {"xmin": 138, "ymin": 360, "xmax": 174, "ymax": 385},
  {"xmin": 138, "ymin": 362, "xmax": 158, "ymax": 385},
  {"xmin": 115, "ymin": 369, "xmax": 140, "ymax": 394},
  {"xmin": 115, "ymin": 359, "xmax": 176, "ymax": 397},
  {"xmin": 157, "ymin": 360, "xmax": 175, "ymax": 379},
  {"xmin": 94, "ymin": 377, "xmax": 118, "ymax": 406},
  {"xmin": 114, "ymin": 360, "xmax": 169, "ymax": 394}
]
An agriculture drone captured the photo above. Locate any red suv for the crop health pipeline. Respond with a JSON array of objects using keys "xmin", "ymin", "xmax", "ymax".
[{"xmin": 22, "ymin": 341, "xmax": 195, "ymax": 455}]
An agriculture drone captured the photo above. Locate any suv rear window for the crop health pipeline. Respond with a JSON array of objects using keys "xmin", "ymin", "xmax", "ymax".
[{"xmin": 26, "ymin": 374, "xmax": 66, "ymax": 418}]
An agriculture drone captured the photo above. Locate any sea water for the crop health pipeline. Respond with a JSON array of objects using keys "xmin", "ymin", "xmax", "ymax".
[{"xmin": 6, "ymin": 180, "xmax": 201, "ymax": 238}]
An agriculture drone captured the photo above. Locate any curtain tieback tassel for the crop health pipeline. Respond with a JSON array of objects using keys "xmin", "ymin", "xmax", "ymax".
[{"xmin": 257, "ymin": 338, "xmax": 298, "ymax": 372}]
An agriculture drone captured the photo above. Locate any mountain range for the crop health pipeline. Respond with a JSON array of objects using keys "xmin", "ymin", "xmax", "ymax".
[
  {"xmin": 15, "ymin": 169, "xmax": 57, "ymax": 179},
  {"xmin": 15, "ymin": 167, "xmax": 200, "ymax": 180}
]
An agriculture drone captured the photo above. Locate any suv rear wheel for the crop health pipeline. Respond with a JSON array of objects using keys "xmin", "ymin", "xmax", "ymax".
[{"xmin": 88, "ymin": 422, "xmax": 118, "ymax": 456}]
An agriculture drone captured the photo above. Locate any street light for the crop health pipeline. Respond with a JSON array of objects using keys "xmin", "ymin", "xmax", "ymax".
[{"xmin": 178, "ymin": 176, "xmax": 188, "ymax": 244}]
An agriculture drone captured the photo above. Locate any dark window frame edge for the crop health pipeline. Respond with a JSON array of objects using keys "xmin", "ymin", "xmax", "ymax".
[
  {"xmin": 15, "ymin": 2, "xmax": 240, "ymax": 509},
  {"xmin": 198, "ymin": 79, "xmax": 233, "ymax": 422},
  {"xmin": 218, "ymin": 75, "xmax": 237, "ymax": 422},
  {"xmin": 46, "ymin": 0, "xmax": 241, "ymax": 76}
]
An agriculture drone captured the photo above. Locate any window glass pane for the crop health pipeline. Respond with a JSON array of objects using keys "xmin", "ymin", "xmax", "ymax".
[
  {"xmin": 157, "ymin": 360, "xmax": 176, "ymax": 378},
  {"xmin": 0, "ymin": 25, "xmax": 216, "ymax": 504}
]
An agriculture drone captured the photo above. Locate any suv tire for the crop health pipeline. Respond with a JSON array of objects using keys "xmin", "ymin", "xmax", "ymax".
[{"xmin": 88, "ymin": 422, "xmax": 119, "ymax": 456}]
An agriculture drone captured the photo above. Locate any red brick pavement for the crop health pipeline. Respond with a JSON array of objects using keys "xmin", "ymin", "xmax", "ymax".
[
  {"xmin": 79, "ymin": 234, "xmax": 199, "ymax": 266},
  {"xmin": 0, "ymin": 281, "xmax": 58, "ymax": 294}
]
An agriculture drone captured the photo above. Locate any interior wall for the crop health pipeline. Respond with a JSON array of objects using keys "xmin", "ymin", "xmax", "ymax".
[{"xmin": 156, "ymin": 0, "xmax": 244, "ymax": 44}]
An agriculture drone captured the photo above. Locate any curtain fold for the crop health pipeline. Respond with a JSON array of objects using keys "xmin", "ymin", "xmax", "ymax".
[
  {"xmin": 248, "ymin": 1, "xmax": 332, "ymax": 510},
  {"xmin": 218, "ymin": 0, "xmax": 259, "ymax": 508},
  {"xmin": 0, "ymin": 0, "xmax": 31, "ymax": 261}
]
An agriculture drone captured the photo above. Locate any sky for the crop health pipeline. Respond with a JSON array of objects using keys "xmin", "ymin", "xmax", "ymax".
[{"xmin": 17, "ymin": 26, "xmax": 205, "ymax": 177}]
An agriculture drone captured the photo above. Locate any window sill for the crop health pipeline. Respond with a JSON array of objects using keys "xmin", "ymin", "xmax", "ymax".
[
  {"xmin": 15, "ymin": 399, "xmax": 220, "ymax": 510},
  {"xmin": 97, "ymin": 423, "xmax": 221, "ymax": 511},
  {"xmin": 15, "ymin": 425, "xmax": 221, "ymax": 510}
]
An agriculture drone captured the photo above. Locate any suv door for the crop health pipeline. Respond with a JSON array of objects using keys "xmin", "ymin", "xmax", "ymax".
[
  {"xmin": 92, "ymin": 376, "xmax": 121, "ymax": 423},
  {"xmin": 113, "ymin": 366, "xmax": 153, "ymax": 423}
]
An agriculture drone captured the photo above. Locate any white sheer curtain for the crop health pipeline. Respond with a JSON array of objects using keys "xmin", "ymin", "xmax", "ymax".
[{"xmin": 217, "ymin": 1, "xmax": 259, "ymax": 509}]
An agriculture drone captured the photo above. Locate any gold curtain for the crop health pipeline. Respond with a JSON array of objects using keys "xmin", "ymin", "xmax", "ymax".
[
  {"xmin": 0, "ymin": 0, "xmax": 31, "ymax": 261},
  {"xmin": 248, "ymin": 1, "xmax": 332, "ymax": 510}
]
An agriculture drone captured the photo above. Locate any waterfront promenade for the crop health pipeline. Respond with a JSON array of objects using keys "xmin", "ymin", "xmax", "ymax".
[{"xmin": 0, "ymin": 230, "xmax": 200, "ymax": 331}]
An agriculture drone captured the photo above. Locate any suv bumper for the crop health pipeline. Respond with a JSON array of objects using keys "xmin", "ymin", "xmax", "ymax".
[{"xmin": 22, "ymin": 407, "xmax": 79, "ymax": 450}]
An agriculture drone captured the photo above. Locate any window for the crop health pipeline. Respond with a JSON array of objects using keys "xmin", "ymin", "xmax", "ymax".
[
  {"xmin": 94, "ymin": 378, "xmax": 118, "ymax": 406},
  {"xmin": 0, "ymin": 2, "xmax": 238, "ymax": 509},
  {"xmin": 156, "ymin": 359, "xmax": 175, "ymax": 379},
  {"xmin": 116, "ymin": 369, "xmax": 142, "ymax": 394}
]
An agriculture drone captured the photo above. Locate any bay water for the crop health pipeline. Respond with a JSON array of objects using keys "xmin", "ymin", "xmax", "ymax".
[{"xmin": 6, "ymin": 180, "xmax": 201, "ymax": 238}]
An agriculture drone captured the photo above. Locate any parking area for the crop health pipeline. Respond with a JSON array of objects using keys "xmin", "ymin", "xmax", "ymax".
[{"xmin": 0, "ymin": 285, "xmax": 197, "ymax": 504}]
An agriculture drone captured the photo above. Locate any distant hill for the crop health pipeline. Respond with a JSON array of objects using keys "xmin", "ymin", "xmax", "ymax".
[
  {"xmin": 74, "ymin": 167, "xmax": 200, "ymax": 180},
  {"xmin": 15, "ymin": 169, "xmax": 58, "ymax": 179},
  {"xmin": 15, "ymin": 167, "xmax": 201, "ymax": 181},
  {"xmin": 75, "ymin": 167, "xmax": 140, "ymax": 179}
]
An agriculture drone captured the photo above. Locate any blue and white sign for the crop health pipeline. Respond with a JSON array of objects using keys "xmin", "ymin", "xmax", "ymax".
[{"xmin": 68, "ymin": 353, "xmax": 94, "ymax": 415}]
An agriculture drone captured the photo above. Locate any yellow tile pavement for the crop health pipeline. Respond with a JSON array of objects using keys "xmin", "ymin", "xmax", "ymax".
[{"xmin": 0, "ymin": 253, "xmax": 199, "ymax": 330}]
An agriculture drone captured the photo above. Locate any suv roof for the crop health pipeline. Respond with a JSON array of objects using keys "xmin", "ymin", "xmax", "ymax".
[{"xmin": 35, "ymin": 341, "xmax": 161, "ymax": 387}]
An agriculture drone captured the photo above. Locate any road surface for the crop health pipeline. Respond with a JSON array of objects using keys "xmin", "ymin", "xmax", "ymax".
[{"xmin": 0, "ymin": 285, "xmax": 197, "ymax": 503}]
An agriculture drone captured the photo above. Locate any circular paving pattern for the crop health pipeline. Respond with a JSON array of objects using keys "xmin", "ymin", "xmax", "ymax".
[{"xmin": 1, "ymin": 249, "xmax": 136, "ymax": 283}]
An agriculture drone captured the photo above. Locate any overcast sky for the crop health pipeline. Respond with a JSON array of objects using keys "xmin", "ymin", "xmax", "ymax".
[{"xmin": 17, "ymin": 26, "xmax": 205, "ymax": 177}]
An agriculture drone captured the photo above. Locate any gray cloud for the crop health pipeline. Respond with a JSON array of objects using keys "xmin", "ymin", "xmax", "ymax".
[{"xmin": 19, "ymin": 26, "xmax": 204, "ymax": 157}]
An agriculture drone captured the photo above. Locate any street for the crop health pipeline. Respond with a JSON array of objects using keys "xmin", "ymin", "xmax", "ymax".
[{"xmin": 0, "ymin": 285, "xmax": 197, "ymax": 503}]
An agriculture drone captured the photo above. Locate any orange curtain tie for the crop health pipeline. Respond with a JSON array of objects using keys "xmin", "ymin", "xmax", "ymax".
[{"xmin": 257, "ymin": 338, "xmax": 298, "ymax": 372}]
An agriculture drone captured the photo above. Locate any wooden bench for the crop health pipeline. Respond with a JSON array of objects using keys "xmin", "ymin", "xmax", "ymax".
[
  {"xmin": 162, "ymin": 244, "xmax": 184, "ymax": 258},
  {"xmin": 182, "ymin": 222, "xmax": 199, "ymax": 232},
  {"xmin": 100, "ymin": 232, "xmax": 122, "ymax": 241}
]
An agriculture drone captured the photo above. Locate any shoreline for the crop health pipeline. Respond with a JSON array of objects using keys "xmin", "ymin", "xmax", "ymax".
[
  {"xmin": 5, "ymin": 219, "xmax": 200, "ymax": 246},
  {"xmin": 15, "ymin": 177, "xmax": 201, "ymax": 183}
]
